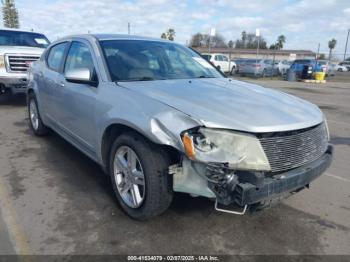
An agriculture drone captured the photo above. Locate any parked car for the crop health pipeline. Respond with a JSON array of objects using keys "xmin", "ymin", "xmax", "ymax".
[
  {"xmin": 0, "ymin": 28, "xmax": 50, "ymax": 97},
  {"xmin": 202, "ymin": 53, "xmax": 236, "ymax": 74},
  {"xmin": 333, "ymin": 63, "xmax": 348, "ymax": 72},
  {"xmin": 238, "ymin": 59, "xmax": 277, "ymax": 77},
  {"xmin": 339, "ymin": 61, "xmax": 350, "ymax": 71},
  {"xmin": 274, "ymin": 60, "xmax": 292, "ymax": 75},
  {"xmin": 27, "ymin": 34, "xmax": 332, "ymax": 220},
  {"xmin": 232, "ymin": 58, "xmax": 248, "ymax": 73},
  {"xmin": 289, "ymin": 59, "xmax": 323, "ymax": 79}
]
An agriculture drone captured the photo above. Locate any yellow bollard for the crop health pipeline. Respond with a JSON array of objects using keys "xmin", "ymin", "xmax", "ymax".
[{"xmin": 314, "ymin": 72, "xmax": 325, "ymax": 81}]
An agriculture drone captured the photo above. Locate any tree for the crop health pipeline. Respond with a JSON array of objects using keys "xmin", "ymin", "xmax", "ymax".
[
  {"xmin": 2, "ymin": 0, "xmax": 19, "ymax": 28},
  {"xmin": 276, "ymin": 35, "xmax": 286, "ymax": 50},
  {"xmin": 228, "ymin": 40, "xmax": 234, "ymax": 48},
  {"xmin": 328, "ymin": 38, "xmax": 337, "ymax": 61},
  {"xmin": 189, "ymin": 33, "xmax": 204, "ymax": 47},
  {"xmin": 269, "ymin": 44, "xmax": 277, "ymax": 50},
  {"xmin": 235, "ymin": 31, "xmax": 267, "ymax": 49},
  {"xmin": 160, "ymin": 28, "xmax": 175, "ymax": 41},
  {"xmin": 318, "ymin": 54, "xmax": 326, "ymax": 60},
  {"xmin": 189, "ymin": 32, "xmax": 227, "ymax": 48}
]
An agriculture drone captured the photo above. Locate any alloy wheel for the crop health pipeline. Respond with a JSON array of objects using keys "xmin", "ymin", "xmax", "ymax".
[
  {"xmin": 113, "ymin": 146, "xmax": 146, "ymax": 208},
  {"xmin": 29, "ymin": 99, "xmax": 39, "ymax": 130}
]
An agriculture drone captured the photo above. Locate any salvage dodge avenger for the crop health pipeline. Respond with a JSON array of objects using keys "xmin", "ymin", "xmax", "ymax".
[{"xmin": 27, "ymin": 34, "xmax": 333, "ymax": 220}]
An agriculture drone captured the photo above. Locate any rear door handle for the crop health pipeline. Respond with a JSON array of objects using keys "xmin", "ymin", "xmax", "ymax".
[{"xmin": 58, "ymin": 82, "xmax": 65, "ymax": 87}]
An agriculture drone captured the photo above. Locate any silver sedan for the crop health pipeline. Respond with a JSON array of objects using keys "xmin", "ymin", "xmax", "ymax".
[{"xmin": 27, "ymin": 34, "xmax": 332, "ymax": 220}]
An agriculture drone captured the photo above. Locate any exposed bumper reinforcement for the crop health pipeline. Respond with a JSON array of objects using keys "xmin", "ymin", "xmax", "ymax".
[{"xmin": 233, "ymin": 145, "xmax": 333, "ymax": 207}]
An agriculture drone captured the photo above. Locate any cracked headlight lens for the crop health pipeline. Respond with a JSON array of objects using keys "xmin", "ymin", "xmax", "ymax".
[{"xmin": 182, "ymin": 128, "xmax": 271, "ymax": 171}]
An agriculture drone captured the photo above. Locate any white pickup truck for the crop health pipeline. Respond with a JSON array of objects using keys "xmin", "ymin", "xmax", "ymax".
[{"xmin": 0, "ymin": 29, "xmax": 49, "ymax": 97}]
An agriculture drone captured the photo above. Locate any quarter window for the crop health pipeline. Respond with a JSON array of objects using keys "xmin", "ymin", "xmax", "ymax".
[
  {"xmin": 47, "ymin": 42, "xmax": 68, "ymax": 71},
  {"xmin": 64, "ymin": 42, "xmax": 95, "ymax": 74}
]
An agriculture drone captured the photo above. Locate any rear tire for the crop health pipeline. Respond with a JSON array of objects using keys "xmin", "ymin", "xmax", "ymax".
[
  {"xmin": 109, "ymin": 132, "xmax": 173, "ymax": 220},
  {"xmin": 27, "ymin": 93, "xmax": 49, "ymax": 136}
]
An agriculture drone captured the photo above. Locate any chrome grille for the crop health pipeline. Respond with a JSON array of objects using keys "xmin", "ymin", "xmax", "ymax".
[
  {"xmin": 5, "ymin": 54, "xmax": 40, "ymax": 72},
  {"xmin": 259, "ymin": 123, "xmax": 328, "ymax": 172}
]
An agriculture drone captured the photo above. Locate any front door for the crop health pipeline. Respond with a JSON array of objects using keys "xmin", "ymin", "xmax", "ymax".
[{"xmin": 57, "ymin": 41, "xmax": 98, "ymax": 153}]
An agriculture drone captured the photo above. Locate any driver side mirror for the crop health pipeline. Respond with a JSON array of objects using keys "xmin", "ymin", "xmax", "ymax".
[{"xmin": 65, "ymin": 68, "xmax": 98, "ymax": 87}]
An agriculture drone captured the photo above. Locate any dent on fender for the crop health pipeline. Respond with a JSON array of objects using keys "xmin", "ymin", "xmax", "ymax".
[{"xmin": 150, "ymin": 110, "xmax": 201, "ymax": 151}]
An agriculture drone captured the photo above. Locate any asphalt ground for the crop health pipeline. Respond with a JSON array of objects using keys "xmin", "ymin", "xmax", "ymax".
[{"xmin": 0, "ymin": 75, "xmax": 349, "ymax": 256}]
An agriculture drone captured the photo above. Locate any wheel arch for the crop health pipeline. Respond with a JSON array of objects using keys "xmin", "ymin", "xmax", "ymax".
[{"xmin": 100, "ymin": 123, "xmax": 182, "ymax": 174}]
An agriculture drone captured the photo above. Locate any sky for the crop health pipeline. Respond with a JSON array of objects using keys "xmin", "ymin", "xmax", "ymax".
[{"xmin": 2, "ymin": 0, "xmax": 350, "ymax": 57}]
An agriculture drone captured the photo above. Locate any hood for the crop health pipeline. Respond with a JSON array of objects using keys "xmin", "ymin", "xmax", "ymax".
[
  {"xmin": 0, "ymin": 46, "xmax": 44, "ymax": 55},
  {"xmin": 119, "ymin": 78, "xmax": 324, "ymax": 133}
]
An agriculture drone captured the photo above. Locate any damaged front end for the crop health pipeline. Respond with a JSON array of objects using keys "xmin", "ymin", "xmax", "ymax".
[{"xmin": 170, "ymin": 127, "xmax": 333, "ymax": 215}]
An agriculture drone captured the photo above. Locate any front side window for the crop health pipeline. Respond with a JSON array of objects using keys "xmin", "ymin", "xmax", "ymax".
[
  {"xmin": 100, "ymin": 40, "xmax": 223, "ymax": 81},
  {"xmin": 0, "ymin": 30, "xmax": 50, "ymax": 48},
  {"xmin": 222, "ymin": 56, "xmax": 228, "ymax": 62},
  {"xmin": 64, "ymin": 41, "xmax": 95, "ymax": 74},
  {"xmin": 47, "ymin": 42, "xmax": 68, "ymax": 71}
]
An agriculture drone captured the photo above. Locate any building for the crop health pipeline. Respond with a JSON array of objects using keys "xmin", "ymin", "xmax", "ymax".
[{"xmin": 193, "ymin": 47, "xmax": 316, "ymax": 61}]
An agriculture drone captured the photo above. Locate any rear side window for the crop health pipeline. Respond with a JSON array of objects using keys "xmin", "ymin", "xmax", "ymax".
[{"xmin": 47, "ymin": 42, "xmax": 68, "ymax": 71}]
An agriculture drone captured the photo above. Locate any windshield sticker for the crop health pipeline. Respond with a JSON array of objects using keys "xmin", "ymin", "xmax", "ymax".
[{"xmin": 34, "ymin": 38, "xmax": 48, "ymax": 45}]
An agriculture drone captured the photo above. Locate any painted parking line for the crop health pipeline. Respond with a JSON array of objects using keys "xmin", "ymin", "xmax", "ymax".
[
  {"xmin": 0, "ymin": 176, "xmax": 32, "ymax": 255},
  {"xmin": 325, "ymin": 173, "xmax": 350, "ymax": 183}
]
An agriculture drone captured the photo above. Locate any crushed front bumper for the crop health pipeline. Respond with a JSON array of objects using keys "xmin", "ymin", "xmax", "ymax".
[{"xmin": 232, "ymin": 146, "xmax": 333, "ymax": 207}]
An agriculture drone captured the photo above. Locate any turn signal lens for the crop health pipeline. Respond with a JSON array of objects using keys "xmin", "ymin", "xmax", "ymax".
[{"xmin": 182, "ymin": 133, "xmax": 195, "ymax": 160}]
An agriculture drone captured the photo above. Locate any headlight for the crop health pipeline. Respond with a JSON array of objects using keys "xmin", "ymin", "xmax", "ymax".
[
  {"xmin": 182, "ymin": 128, "xmax": 271, "ymax": 171},
  {"xmin": 0, "ymin": 55, "xmax": 5, "ymax": 68}
]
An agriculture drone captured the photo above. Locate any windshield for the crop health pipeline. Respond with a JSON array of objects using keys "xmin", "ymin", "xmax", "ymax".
[
  {"xmin": 100, "ymin": 40, "xmax": 223, "ymax": 81},
  {"xmin": 0, "ymin": 30, "xmax": 50, "ymax": 48}
]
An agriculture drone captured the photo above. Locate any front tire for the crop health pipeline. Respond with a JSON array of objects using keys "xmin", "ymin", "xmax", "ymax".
[
  {"xmin": 109, "ymin": 132, "xmax": 173, "ymax": 220},
  {"xmin": 27, "ymin": 93, "xmax": 49, "ymax": 136}
]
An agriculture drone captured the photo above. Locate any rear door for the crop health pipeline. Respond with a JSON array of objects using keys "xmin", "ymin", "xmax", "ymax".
[{"xmin": 221, "ymin": 55, "xmax": 230, "ymax": 72}]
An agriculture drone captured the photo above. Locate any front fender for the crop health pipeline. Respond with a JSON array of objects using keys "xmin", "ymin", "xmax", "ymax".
[{"xmin": 95, "ymin": 84, "xmax": 202, "ymax": 164}]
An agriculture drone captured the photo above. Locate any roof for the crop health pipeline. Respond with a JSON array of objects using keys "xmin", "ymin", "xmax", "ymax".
[
  {"xmin": 193, "ymin": 47, "xmax": 316, "ymax": 56},
  {"xmin": 51, "ymin": 34, "xmax": 173, "ymax": 45},
  {"xmin": 0, "ymin": 27, "xmax": 45, "ymax": 34},
  {"xmin": 92, "ymin": 34, "xmax": 167, "ymax": 42}
]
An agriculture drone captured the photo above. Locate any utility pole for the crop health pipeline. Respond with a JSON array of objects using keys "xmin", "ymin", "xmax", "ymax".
[
  {"xmin": 316, "ymin": 43, "xmax": 320, "ymax": 60},
  {"xmin": 208, "ymin": 28, "xmax": 215, "ymax": 54},
  {"xmin": 128, "ymin": 22, "xmax": 131, "ymax": 35},
  {"xmin": 344, "ymin": 29, "xmax": 350, "ymax": 61},
  {"xmin": 255, "ymin": 29, "xmax": 260, "ymax": 76}
]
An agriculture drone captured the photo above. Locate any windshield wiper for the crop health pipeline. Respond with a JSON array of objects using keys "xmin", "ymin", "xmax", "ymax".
[
  {"xmin": 116, "ymin": 76, "xmax": 168, "ymax": 82},
  {"xmin": 196, "ymin": 75, "xmax": 214, "ymax": 78}
]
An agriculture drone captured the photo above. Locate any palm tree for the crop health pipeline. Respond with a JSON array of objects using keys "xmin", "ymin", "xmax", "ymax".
[
  {"xmin": 276, "ymin": 35, "xmax": 286, "ymax": 50},
  {"xmin": 328, "ymin": 38, "xmax": 337, "ymax": 61},
  {"xmin": 166, "ymin": 28, "xmax": 175, "ymax": 41},
  {"xmin": 160, "ymin": 29, "xmax": 175, "ymax": 41}
]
